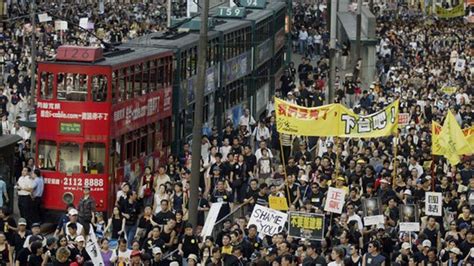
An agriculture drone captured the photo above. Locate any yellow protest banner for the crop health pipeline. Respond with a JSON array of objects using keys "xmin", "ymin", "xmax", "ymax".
[
  {"xmin": 275, "ymin": 98, "xmax": 399, "ymax": 138},
  {"xmin": 435, "ymin": 3, "xmax": 465, "ymax": 18},
  {"xmin": 269, "ymin": 196, "xmax": 289, "ymax": 211},
  {"xmin": 441, "ymin": 86, "xmax": 458, "ymax": 95}
]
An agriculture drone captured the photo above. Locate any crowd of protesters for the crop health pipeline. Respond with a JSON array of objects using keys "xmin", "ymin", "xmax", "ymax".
[{"xmin": 0, "ymin": 0, "xmax": 472, "ymax": 265}]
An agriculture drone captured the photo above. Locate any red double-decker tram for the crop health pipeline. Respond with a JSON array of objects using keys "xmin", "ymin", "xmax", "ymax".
[{"xmin": 36, "ymin": 45, "xmax": 173, "ymax": 214}]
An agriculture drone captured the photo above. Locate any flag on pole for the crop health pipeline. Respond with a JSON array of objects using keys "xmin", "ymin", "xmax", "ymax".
[{"xmin": 438, "ymin": 111, "xmax": 472, "ymax": 165}]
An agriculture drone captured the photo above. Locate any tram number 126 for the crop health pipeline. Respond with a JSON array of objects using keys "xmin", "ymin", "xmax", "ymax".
[{"xmin": 63, "ymin": 178, "xmax": 104, "ymax": 187}]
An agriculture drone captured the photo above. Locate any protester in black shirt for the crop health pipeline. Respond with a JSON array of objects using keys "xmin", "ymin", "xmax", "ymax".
[
  {"xmin": 153, "ymin": 199, "xmax": 176, "ymax": 226},
  {"xmin": 178, "ymin": 223, "xmax": 200, "ymax": 263}
]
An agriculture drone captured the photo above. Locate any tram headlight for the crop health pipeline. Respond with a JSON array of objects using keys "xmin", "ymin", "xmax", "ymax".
[{"xmin": 62, "ymin": 192, "xmax": 74, "ymax": 205}]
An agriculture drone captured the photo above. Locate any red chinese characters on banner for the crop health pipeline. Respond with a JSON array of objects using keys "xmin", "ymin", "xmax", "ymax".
[{"xmin": 277, "ymin": 103, "xmax": 331, "ymax": 120}]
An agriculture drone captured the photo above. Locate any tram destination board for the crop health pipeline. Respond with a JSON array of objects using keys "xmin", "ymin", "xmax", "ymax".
[
  {"xmin": 239, "ymin": 0, "xmax": 266, "ymax": 9},
  {"xmin": 56, "ymin": 45, "xmax": 104, "ymax": 62},
  {"xmin": 216, "ymin": 7, "xmax": 246, "ymax": 18}
]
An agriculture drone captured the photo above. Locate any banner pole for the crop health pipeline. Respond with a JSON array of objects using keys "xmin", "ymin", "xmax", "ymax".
[
  {"xmin": 392, "ymin": 131, "xmax": 399, "ymax": 184},
  {"xmin": 335, "ymin": 137, "xmax": 341, "ymax": 177},
  {"xmin": 279, "ymin": 133, "xmax": 293, "ymax": 208}
]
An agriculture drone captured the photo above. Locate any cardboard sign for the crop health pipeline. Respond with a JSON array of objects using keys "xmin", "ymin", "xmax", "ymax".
[
  {"xmin": 201, "ymin": 202, "xmax": 223, "ymax": 238},
  {"xmin": 269, "ymin": 196, "xmax": 289, "ymax": 211},
  {"xmin": 55, "ymin": 20, "xmax": 68, "ymax": 31},
  {"xmin": 362, "ymin": 198, "xmax": 384, "ymax": 226},
  {"xmin": 288, "ymin": 212, "xmax": 325, "ymax": 240},
  {"xmin": 248, "ymin": 205, "xmax": 287, "ymax": 236},
  {"xmin": 324, "ymin": 187, "xmax": 346, "ymax": 214},
  {"xmin": 425, "ymin": 192, "xmax": 442, "ymax": 216},
  {"xmin": 79, "ymin": 18, "xmax": 89, "ymax": 29},
  {"xmin": 398, "ymin": 113, "xmax": 410, "ymax": 126},
  {"xmin": 399, "ymin": 204, "xmax": 420, "ymax": 232},
  {"xmin": 455, "ymin": 59, "xmax": 466, "ymax": 72},
  {"xmin": 38, "ymin": 13, "xmax": 52, "ymax": 23}
]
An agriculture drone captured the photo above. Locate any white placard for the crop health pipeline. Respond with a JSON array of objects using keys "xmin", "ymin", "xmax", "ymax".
[
  {"xmin": 79, "ymin": 18, "xmax": 89, "ymax": 29},
  {"xmin": 425, "ymin": 192, "xmax": 442, "ymax": 216},
  {"xmin": 324, "ymin": 187, "xmax": 346, "ymax": 214},
  {"xmin": 99, "ymin": 0, "xmax": 105, "ymax": 14},
  {"xmin": 38, "ymin": 13, "xmax": 52, "ymax": 23},
  {"xmin": 364, "ymin": 215, "xmax": 385, "ymax": 226},
  {"xmin": 455, "ymin": 59, "xmax": 466, "ymax": 72},
  {"xmin": 400, "ymin": 222, "xmax": 420, "ymax": 232},
  {"xmin": 55, "ymin": 20, "xmax": 68, "ymax": 31},
  {"xmin": 248, "ymin": 204, "xmax": 288, "ymax": 236},
  {"xmin": 86, "ymin": 224, "xmax": 104, "ymax": 265},
  {"xmin": 201, "ymin": 202, "xmax": 223, "ymax": 238}
]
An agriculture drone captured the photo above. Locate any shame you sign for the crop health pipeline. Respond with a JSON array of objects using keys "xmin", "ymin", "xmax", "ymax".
[{"xmin": 248, "ymin": 205, "xmax": 288, "ymax": 236}]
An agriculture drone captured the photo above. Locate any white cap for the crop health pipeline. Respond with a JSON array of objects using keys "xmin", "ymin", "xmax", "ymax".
[
  {"xmin": 152, "ymin": 247, "xmax": 162, "ymax": 254},
  {"xmin": 403, "ymin": 189, "xmax": 412, "ymax": 195},
  {"xmin": 300, "ymin": 175, "xmax": 309, "ymax": 182},
  {"xmin": 401, "ymin": 242, "xmax": 411, "ymax": 250},
  {"xmin": 422, "ymin": 240, "xmax": 431, "ymax": 248},
  {"xmin": 450, "ymin": 247, "xmax": 462, "ymax": 255},
  {"xmin": 68, "ymin": 208, "xmax": 78, "ymax": 216},
  {"xmin": 169, "ymin": 262, "xmax": 180, "ymax": 266},
  {"xmin": 76, "ymin": 236, "xmax": 85, "ymax": 242}
]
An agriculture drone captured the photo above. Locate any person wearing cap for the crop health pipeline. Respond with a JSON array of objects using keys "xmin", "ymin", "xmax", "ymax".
[
  {"xmin": 377, "ymin": 178, "xmax": 396, "ymax": 205},
  {"xmin": 130, "ymin": 250, "xmax": 143, "ymax": 266},
  {"xmin": 422, "ymin": 216, "xmax": 441, "ymax": 251},
  {"xmin": 151, "ymin": 246, "xmax": 166, "ymax": 266},
  {"xmin": 187, "ymin": 253, "xmax": 199, "ymax": 266},
  {"xmin": 64, "ymin": 208, "xmax": 84, "ymax": 238},
  {"xmin": 72, "ymin": 235, "xmax": 91, "ymax": 264},
  {"xmin": 23, "ymin": 222, "xmax": 45, "ymax": 249},
  {"xmin": 77, "ymin": 184, "xmax": 96, "ymax": 233},
  {"xmin": 53, "ymin": 204, "xmax": 76, "ymax": 238}
]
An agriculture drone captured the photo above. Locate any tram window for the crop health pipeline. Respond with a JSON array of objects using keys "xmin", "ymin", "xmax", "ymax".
[
  {"xmin": 149, "ymin": 60, "xmax": 157, "ymax": 91},
  {"xmin": 38, "ymin": 140, "xmax": 57, "ymax": 171},
  {"xmin": 92, "ymin": 75, "xmax": 108, "ymax": 102},
  {"xmin": 65, "ymin": 74, "xmax": 87, "ymax": 101},
  {"xmin": 40, "ymin": 72, "xmax": 54, "ymax": 100},
  {"xmin": 133, "ymin": 64, "xmax": 143, "ymax": 96},
  {"xmin": 119, "ymin": 69, "xmax": 127, "ymax": 101},
  {"xmin": 143, "ymin": 62, "xmax": 150, "ymax": 93},
  {"xmin": 59, "ymin": 142, "xmax": 81, "ymax": 173},
  {"xmin": 127, "ymin": 66, "xmax": 134, "ymax": 99},
  {"xmin": 157, "ymin": 59, "xmax": 164, "ymax": 88},
  {"xmin": 83, "ymin": 143, "xmax": 106, "ymax": 174},
  {"xmin": 112, "ymin": 71, "xmax": 118, "ymax": 104},
  {"xmin": 57, "ymin": 73, "xmax": 66, "ymax": 100}
]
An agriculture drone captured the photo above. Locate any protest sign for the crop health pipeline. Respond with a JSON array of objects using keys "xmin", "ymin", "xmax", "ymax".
[
  {"xmin": 324, "ymin": 187, "xmax": 346, "ymax": 214},
  {"xmin": 399, "ymin": 205, "xmax": 420, "ymax": 231},
  {"xmin": 288, "ymin": 212, "xmax": 325, "ymax": 240},
  {"xmin": 455, "ymin": 59, "xmax": 466, "ymax": 72},
  {"xmin": 248, "ymin": 205, "xmax": 287, "ymax": 236},
  {"xmin": 79, "ymin": 18, "xmax": 89, "ymax": 29},
  {"xmin": 275, "ymin": 98, "xmax": 399, "ymax": 138},
  {"xmin": 425, "ymin": 192, "xmax": 442, "ymax": 216},
  {"xmin": 38, "ymin": 13, "xmax": 52, "ymax": 23},
  {"xmin": 55, "ymin": 20, "xmax": 68, "ymax": 31},
  {"xmin": 362, "ymin": 198, "xmax": 384, "ymax": 226},
  {"xmin": 398, "ymin": 113, "xmax": 410, "ymax": 126},
  {"xmin": 269, "ymin": 195, "xmax": 289, "ymax": 211},
  {"xmin": 201, "ymin": 202, "xmax": 223, "ymax": 238}
]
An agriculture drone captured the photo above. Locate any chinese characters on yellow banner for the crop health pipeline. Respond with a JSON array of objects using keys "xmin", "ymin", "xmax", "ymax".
[
  {"xmin": 288, "ymin": 212, "xmax": 325, "ymax": 240},
  {"xmin": 274, "ymin": 98, "xmax": 399, "ymax": 138}
]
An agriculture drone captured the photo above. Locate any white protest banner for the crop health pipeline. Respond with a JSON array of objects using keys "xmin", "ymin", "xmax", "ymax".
[
  {"xmin": 398, "ymin": 113, "xmax": 410, "ymax": 126},
  {"xmin": 362, "ymin": 198, "xmax": 383, "ymax": 226},
  {"xmin": 86, "ymin": 224, "xmax": 104, "ymax": 265},
  {"xmin": 38, "ymin": 13, "xmax": 52, "ymax": 23},
  {"xmin": 455, "ymin": 59, "xmax": 466, "ymax": 72},
  {"xmin": 248, "ymin": 204, "xmax": 287, "ymax": 236},
  {"xmin": 79, "ymin": 18, "xmax": 89, "ymax": 29},
  {"xmin": 364, "ymin": 215, "xmax": 385, "ymax": 226},
  {"xmin": 324, "ymin": 187, "xmax": 346, "ymax": 214},
  {"xmin": 425, "ymin": 192, "xmax": 442, "ymax": 216},
  {"xmin": 201, "ymin": 202, "xmax": 223, "ymax": 238}
]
